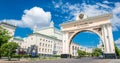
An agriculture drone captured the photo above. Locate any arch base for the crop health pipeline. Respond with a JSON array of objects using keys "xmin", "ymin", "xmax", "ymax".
[
  {"xmin": 103, "ymin": 53, "xmax": 116, "ymax": 59},
  {"xmin": 61, "ymin": 54, "xmax": 71, "ymax": 58}
]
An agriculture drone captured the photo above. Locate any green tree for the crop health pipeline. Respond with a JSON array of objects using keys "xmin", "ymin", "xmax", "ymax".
[
  {"xmin": 77, "ymin": 50, "xmax": 86, "ymax": 57},
  {"xmin": 0, "ymin": 26, "xmax": 11, "ymax": 58},
  {"xmin": 86, "ymin": 52, "xmax": 92, "ymax": 57},
  {"xmin": 1, "ymin": 42, "xmax": 18, "ymax": 61},
  {"xmin": 0, "ymin": 26, "xmax": 11, "ymax": 46},
  {"xmin": 115, "ymin": 44, "xmax": 120, "ymax": 56},
  {"xmin": 92, "ymin": 48, "xmax": 102, "ymax": 57}
]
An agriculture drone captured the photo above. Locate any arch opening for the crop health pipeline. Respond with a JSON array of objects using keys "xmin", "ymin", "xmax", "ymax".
[
  {"xmin": 69, "ymin": 30, "xmax": 104, "ymax": 56},
  {"xmin": 71, "ymin": 31, "xmax": 103, "ymax": 47},
  {"xmin": 69, "ymin": 30, "xmax": 104, "ymax": 46}
]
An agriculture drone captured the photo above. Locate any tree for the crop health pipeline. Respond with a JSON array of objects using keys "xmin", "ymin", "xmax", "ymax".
[
  {"xmin": 0, "ymin": 26, "xmax": 11, "ymax": 46},
  {"xmin": 77, "ymin": 50, "xmax": 86, "ymax": 57},
  {"xmin": 92, "ymin": 48, "xmax": 102, "ymax": 57},
  {"xmin": 115, "ymin": 44, "xmax": 120, "ymax": 57},
  {"xmin": 0, "ymin": 26, "xmax": 11, "ymax": 58},
  {"xmin": 1, "ymin": 42, "xmax": 18, "ymax": 61}
]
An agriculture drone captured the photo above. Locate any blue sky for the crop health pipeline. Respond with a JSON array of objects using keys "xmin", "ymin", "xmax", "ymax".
[{"xmin": 0, "ymin": 0, "xmax": 120, "ymax": 48}]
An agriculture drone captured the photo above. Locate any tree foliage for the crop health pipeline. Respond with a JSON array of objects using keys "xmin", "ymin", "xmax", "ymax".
[
  {"xmin": 115, "ymin": 44, "xmax": 120, "ymax": 56},
  {"xmin": 1, "ymin": 42, "xmax": 18, "ymax": 56},
  {"xmin": 92, "ymin": 48, "xmax": 102, "ymax": 57},
  {"xmin": 0, "ymin": 26, "xmax": 11, "ymax": 46},
  {"xmin": 77, "ymin": 50, "xmax": 86, "ymax": 57},
  {"xmin": 1, "ymin": 42, "xmax": 18, "ymax": 60},
  {"xmin": 0, "ymin": 26, "xmax": 11, "ymax": 58}
]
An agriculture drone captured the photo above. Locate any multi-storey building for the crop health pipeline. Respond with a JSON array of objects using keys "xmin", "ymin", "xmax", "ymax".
[
  {"xmin": 20, "ymin": 21, "xmax": 63, "ymax": 57},
  {"xmin": 70, "ymin": 43, "xmax": 80, "ymax": 56},
  {"xmin": 70, "ymin": 43, "xmax": 93, "ymax": 56}
]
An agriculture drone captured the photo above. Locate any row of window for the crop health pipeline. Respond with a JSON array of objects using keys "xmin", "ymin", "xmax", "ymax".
[
  {"xmin": 39, "ymin": 48, "xmax": 52, "ymax": 53},
  {"xmin": 31, "ymin": 37, "xmax": 53, "ymax": 44},
  {"xmin": 31, "ymin": 37, "xmax": 62, "ymax": 45},
  {"xmin": 54, "ymin": 46, "xmax": 62, "ymax": 49},
  {"xmin": 57, "ymin": 51, "xmax": 62, "ymax": 54},
  {"xmin": 39, "ymin": 38, "xmax": 53, "ymax": 43},
  {"xmin": 72, "ymin": 52, "xmax": 78, "ymax": 56},
  {"xmin": 55, "ymin": 42, "xmax": 62, "ymax": 45},
  {"xmin": 72, "ymin": 46, "xmax": 79, "ymax": 50},
  {"xmin": 39, "ymin": 42, "xmax": 52, "ymax": 48}
]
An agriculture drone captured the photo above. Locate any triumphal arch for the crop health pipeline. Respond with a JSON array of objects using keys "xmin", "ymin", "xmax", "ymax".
[{"xmin": 60, "ymin": 13, "xmax": 115, "ymax": 58}]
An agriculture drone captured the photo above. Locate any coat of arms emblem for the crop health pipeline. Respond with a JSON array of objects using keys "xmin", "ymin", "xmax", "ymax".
[{"xmin": 79, "ymin": 14, "xmax": 84, "ymax": 19}]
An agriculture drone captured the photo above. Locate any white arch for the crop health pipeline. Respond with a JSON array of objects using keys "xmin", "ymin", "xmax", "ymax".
[{"xmin": 61, "ymin": 13, "xmax": 115, "ymax": 58}]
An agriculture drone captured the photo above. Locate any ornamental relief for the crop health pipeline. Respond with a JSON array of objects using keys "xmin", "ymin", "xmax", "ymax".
[
  {"xmin": 93, "ymin": 27, "xmax": 102, "ymax": 36},
  {"xmin": 68, "ymin": 32, "xmax": 75, "ymax": 39}
]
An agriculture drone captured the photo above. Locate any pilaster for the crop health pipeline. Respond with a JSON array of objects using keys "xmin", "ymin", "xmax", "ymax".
[{"xmin": 62, "ymin": 31, "xmax": 69, "ymax": 54}]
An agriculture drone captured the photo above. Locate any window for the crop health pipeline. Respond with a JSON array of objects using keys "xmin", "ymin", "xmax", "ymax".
[
  {"xmin": 72, "ymin": 46, "xmax": 74, "ymax": 50},
  {"xmin": 43, "ymin": 39, "xmax": 45, "ymax": 41},
  {"xmin": 45, "ymin": 49, "xmax": 47, "ymax": 52},
  {"xmin": 40, "ymin": 38, "xmax": 42, "ymax": 41},
  {"xmin": 48, "ymin": 44, "xmax": 50, "ymax": 47},
  {"xmin": 48, "ymin": 49, "xmax": 49, "ymax": 52},
  {"xmin": 45, "ymin": 44, "xmax": 47, "ymax": 47},
  {"xmin": 40, "ymin": 43, "xmax": 41, "ymax": 46},
  {"xmin": 42, "ymin": 48, "xmax": 44, "ymax": 52},
  {"xmin": 43, "ymin": 43, "xmax": 44, "ymax": 46},
  {"xmin": 51, "ymin": 41, "xmax": 52, "ymax": 43},
  {"xmin": 75, "ymin": 47, "xmax": 77, "ymax": 50},
  {"xmin": 39, "ymin": 48, "xmax": 41, "ymax": 52}
]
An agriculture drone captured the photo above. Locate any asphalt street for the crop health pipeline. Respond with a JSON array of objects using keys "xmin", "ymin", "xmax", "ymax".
[{"xmin": 0, "ymin": 57, "xmax": 120, "ymax": 63}]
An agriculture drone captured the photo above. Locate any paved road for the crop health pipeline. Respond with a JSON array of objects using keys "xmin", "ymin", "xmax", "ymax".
[{"xmin": 0, "ymin": 57, "xmax": 120, "ymax": 63}]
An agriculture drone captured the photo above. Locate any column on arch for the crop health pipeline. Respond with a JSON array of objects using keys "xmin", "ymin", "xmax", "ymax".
[
  {"xmin": 62, "ymin": 32, "xmax": 70, "ymax": 54},
  {"xmin": 102, "ymin": 24, "xmax": 110, "ymax": 53},
  {"xmin": 106, "ymin": 23, "xmax": 115, "ymax": 53},
  {"xmin": 102, "ymin": 23, "xmax": 115, "ymax": 54}
]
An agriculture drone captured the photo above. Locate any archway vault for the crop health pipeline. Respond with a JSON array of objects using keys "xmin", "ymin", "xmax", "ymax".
[
  {"xmin": 69, "ymin": 28, "xmax": 103, "ymax": 44},
  {"xmin": 60, "ymin": 13, "xmax": 115, "ymax": 58}
]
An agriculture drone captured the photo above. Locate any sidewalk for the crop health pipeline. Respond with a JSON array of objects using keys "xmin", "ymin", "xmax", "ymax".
[{"xmin": 0, "ymin": 58, "xmax": 29, "ymax": 63}]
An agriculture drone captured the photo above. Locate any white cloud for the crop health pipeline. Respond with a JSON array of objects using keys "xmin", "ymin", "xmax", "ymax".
[
  {"xmin": 113, "ymin": 3, "xmax": 120, "ymax": 14},
  {"xmin": 96, "ymin": 3, "xmax": 111, "ymax": 8},
  {"xmin": 1, "ymin": 7, "xmax": 51, "ymax": 29},
  {"xmin": 115, "ymin": 38, "xmax": 120, "ymax": 45},
  {"xmin": 103, "ymin": 1, "xmax": 113, "ymax": 4},
  {"xmin": 14, "ymin": 36, "xmax": 23, "ymax": 39},
  {"xmin": 52, "ymin": 1, "xmax": 120, "ymax": 31},
  {"xmin": 52, "ymin": 0, "xmax": 63, "ymax": 8}
]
